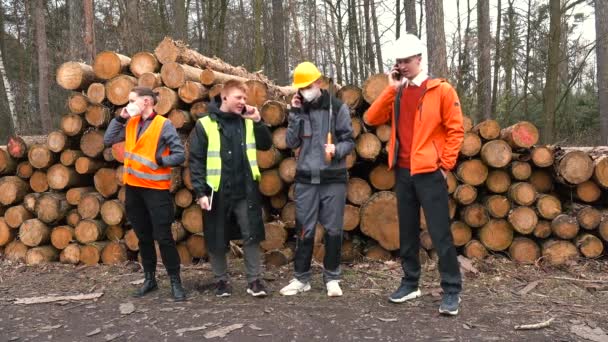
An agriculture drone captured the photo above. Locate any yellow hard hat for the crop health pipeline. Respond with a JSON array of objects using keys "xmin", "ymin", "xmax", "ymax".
[{"xmin": 291, "ymin": 62, "xmax": 322, "ymax": 89}]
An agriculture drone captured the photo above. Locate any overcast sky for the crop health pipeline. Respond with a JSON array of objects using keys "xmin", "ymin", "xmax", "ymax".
[{"xmin": 377, "ymin": 0, "xmax": 596, "ymax": 72}]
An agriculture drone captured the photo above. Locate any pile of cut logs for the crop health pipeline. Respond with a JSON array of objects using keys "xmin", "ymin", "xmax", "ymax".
[{"xmin": 0, "ymin": 37, "xmax": 607, "ymax": 268}]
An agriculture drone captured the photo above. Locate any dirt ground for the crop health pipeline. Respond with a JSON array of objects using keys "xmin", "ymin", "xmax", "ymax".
[{"xmin": 1, "ymin": 256, "xmax": 607, "ymax": 342}]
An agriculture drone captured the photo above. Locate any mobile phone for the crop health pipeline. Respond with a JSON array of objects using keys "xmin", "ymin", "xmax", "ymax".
[
  {"xmin": 205, "ymin": 183, "xmax": 214, "ymax": 211},
  {"xmin": 391, "ymin": 64, "xmax": 402, "ymax": 81}
]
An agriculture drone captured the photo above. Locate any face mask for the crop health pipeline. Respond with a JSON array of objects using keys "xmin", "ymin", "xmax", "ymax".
[
  {"xmin": 301, "ymin": 86, "xmax": 321, "ymax": 102},
  {"xmin": 126, "ymin": 102, "xmax": 141, "ymax": 117}
]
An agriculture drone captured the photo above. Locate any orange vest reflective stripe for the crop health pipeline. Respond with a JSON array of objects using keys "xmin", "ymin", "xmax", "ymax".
[{"xmin": 123, "ymin": 115, "xmax": 171, "ymax": 189}]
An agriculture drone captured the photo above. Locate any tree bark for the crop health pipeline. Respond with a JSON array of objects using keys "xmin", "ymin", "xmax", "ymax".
[
  {"xmin": 425, "ymin": 0, "xmax": 448, "ymax": 78},
  {"xmin": 542, "ymin": 0, "xmax": 561, "ymax": 143},
  {"xmin": 32, "ymin": 0, "xmax": 52, "ymax": 133},
  {"xmin": 597, "ymin": 0, "xmax": 608, "ymax": 144},
  {"xmin": 477, "ymin": 0, "xmax": 492, "ymax": 121}
]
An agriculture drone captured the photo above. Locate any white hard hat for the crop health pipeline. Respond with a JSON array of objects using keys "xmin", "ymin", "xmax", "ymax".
[{"xmin": 384, "ymin": 33, "xmax": 425, "ymax": 66}]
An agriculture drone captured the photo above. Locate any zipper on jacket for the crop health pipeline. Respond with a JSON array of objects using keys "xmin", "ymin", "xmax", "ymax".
[{"xmin": 432, "ymin": 140, "xmax": 441, "ymax": 165}]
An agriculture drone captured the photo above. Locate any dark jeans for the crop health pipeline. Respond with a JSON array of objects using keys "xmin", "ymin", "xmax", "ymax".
[
  {"xmin": 207, "ymin": 198, "xmax": 261, "ymax": 283},
  {"xmin": 125, "ymin": 185, "xmax": 180, "ymax": 275},
  {"xmin": 395, "ymin": 168, "xmax": 462, "ymax": 294}
]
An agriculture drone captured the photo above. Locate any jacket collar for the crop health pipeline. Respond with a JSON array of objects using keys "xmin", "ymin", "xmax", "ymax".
[{"xmin": 405, "ymin": 71, "xmax": 429, "ymax": 87}]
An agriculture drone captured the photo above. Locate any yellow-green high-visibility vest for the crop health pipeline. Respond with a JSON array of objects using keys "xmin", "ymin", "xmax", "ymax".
[{"xmin": 199, "ymin": 115, "xmax": 261, "ymax": 191}]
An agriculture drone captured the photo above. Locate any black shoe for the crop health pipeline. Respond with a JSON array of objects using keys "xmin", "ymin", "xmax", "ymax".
[
  {"xmin": 439, "ymin": 293, "xmax": 461, "ymax": 316},
  {"xmin": 132, "ymin": 271, "xmax": 158, "ymax": 298},
  {"xmin": 388, "ymin": 284, "xmax": 421, "ymax": 303},
  {"xmin": 247, "ymin": 279, "xmax": 268, "ymax": 297},
  {"xmin": 169, "ymin": 274, "xmax": 187, "ymax": 302},
  {"xmin": 215, "ymin": 280, "xmax": 232, "ymax": 297}
]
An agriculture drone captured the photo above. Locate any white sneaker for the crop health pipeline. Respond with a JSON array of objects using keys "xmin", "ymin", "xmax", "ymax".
[
  {"xmin": 326, "ymin": 280, "xmax": 343, "ymax": 297},
  {"xmin": 279, "ymin": 279, "xmax": 311, "ymax": 296}
]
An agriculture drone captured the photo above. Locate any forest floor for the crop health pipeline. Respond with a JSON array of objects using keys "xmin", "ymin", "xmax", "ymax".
[{"xmin": 1, "ymin": 256, "xmax": 608, "ymax": 342}]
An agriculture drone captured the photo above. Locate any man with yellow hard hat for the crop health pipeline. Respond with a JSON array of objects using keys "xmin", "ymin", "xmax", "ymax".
[{"xmin": 279, "ymin": 62, "xmax": 354, "ymax": 297}]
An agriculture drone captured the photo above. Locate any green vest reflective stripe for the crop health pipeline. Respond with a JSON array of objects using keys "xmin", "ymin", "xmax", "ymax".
[{"xmin": 199, "ymin": 116, "xmax": 261, "ymax": 191}]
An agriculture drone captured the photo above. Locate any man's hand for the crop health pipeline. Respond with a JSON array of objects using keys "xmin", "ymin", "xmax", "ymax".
[
  {"xmin": 198, "ymin": 196, "xmax": 210, "ymax": 210},
  {"xmin": 291, "ymin": 92, "xmax": 302, "ymax": 108},
  {"xmin": 242, "ymin": 105, "xmax": 261, "ymax": 122},
  {"xmin": 388, "ymin": 68, "xmax": 403, "ymax": 89},
  {"xmin": 119, "ymin": 107, "xmax": 130, "ymax": 119},
  {"xmin": 324, "ymin": 143, "xmax": 336, "ymax": 157}
]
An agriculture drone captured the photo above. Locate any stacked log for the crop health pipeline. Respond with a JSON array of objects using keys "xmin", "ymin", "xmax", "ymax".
[{"xmin": 1, "ymin": 38, "xmax": 607, "ymax": 269}]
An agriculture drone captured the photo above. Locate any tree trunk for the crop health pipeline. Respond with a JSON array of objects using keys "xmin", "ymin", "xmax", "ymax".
[
  {"xmin": 542, "ymin": 239, "xmax": 578, "ymax": 265},
  {"xmin": 530, "ymin": 146, "xmax": 554, "ymax": 168},
  {"xmin": 347, "ymin": 177, "xmax": 372, "ymax": 206},
  {"xmin": 32, "ymin": 0, "xmax": 52, "ymax": 132},
  {"xmin": 100, "ymin": 199, "xmax": 125, "ymax": 226},
  {"xmin": 59, "ymin": 243, "xmax": 80, "ymax": 264},
  {"xmin": 0, "ymin": 176, "xmax": 30, "ymax": 205},
  {"xmin": 476, "ymin": 0, "xmax": 492, "ymax": 121},
  {"xmin": 19, "ymin": 218, "xmax": 50, "ymax": 247},
  {"xmin": 464, "ymin": 239, "xmax": 488, "ymax": 260},
  {"xmin": 509, "ymin": 237, "xmax": 540, "ymax": 264},
  {"xmin": 460, "ymin": 132, "xmax": 482, "ymax": 157},
  {"xmin": 597, "ymin": 0, "xmax": 608, "ymax": 144},
  {"xmin": 490, "ymin": 0, "xmax": 502, "ymax": 116},
  {"xmin": 480, "ymin": 140, "xmax": 512, "ymax": 168},
  {"xmin": 35, "ymin": 192, "xmax": 71, "ymax": 224},
  {"xmin": 75, "ymin": 219, "xmax": 107, "ymax": 244},
  {"xmin": 355, "ymin": 133, "xmax": 382, "ymax": 160},
  {"xmin": 425, "ymin": 0, "xmax": 448, "ymax": 78},
  {"xmin": 479, "ymin": 219, "xmax": 513, "ymax": 251},
  {"xmin": 508, "ymin": 182, "xmax": 536, "ymax": 206},
  {"xmin": 536, "ymin": 194, "xmax": 562, "ymax": 220},
  {"xmin": 500, "ymin": 121, "xmax": 539, "ymax": 149},
  {"xmin": 575, "ymin": 205, "xmax": 602, "ymax": 231},
  {"xmin": 181, "ymin": 205, "xmax": 203, "ymax": 234},
  {"xmin": 105, "ymin": 75, "xmax": 137, "ymax": 105},
  {"xmin": 101, "ymin": 241, "xmax": 128, "ymax": 265},
  {"xmin": 369, "ymin": 164, "xmax": 395, "ymax": 190},
  {"xmin": 405, "ymin": 0, "xmax": 417, "ymax": 36},
  {"xmin": 259, "ymin": 169, "xmax": 283, "ymax": 196},
  {"xmin": 542, "ymin": 0, "xmax": 561, "ymax": 143},
  {"xmin": 508, "ymin": 206, "xmax": 537, "ymax": 235},
  {"xmin": 5, "ymin": 205, "xmax": 34, "ymax": 228},
  {"xmin": 0, "ymin": 3, "xmax": 18, "ymax": 134},
  {"xmin": 50, "ymin": 226, "xmax": 75, "ymax": 250},
  {"xmin": 456, "ymin": 159, "xmax": 488, "ymax": 186},
  {"xmin": 551, "ymin": 214, "xmax": 579, "ymax": 240},
  {"xmin": 553, "ymin": 149, "xmax": 594, "ymax": 185},
  {"xmin": 485, "ymin": 195, "xmax": 510, "ymax": 218},
  {"xmin": 93, "ymin": 51, "xmax": 131, "ymax": 80},
  {"xmin": 472, "ymin": 119, "xmax": 501, "ymax": 140},
  {"xmin": 360, "ymin": 191, "xmax": 399, "ymax": 251},
  {"xmin": 47, "ymin": 164, "xmax": 89, "ymax": 190},
  {"xmin": 26, "ymin": 245, "xmax": 59, "ymax": 265}
]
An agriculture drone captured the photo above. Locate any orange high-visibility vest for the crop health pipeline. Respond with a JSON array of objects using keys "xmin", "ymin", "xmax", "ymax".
[{"xmin": 123, "ymin": 115, "xmax": 171, "ymax": 189}]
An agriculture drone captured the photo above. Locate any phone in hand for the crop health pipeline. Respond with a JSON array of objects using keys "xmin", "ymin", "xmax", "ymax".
[{"xmin": 391, "ymin": 64, "xmax": 402, "ymax": 81}]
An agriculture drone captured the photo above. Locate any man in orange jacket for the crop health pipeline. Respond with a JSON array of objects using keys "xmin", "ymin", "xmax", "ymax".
[
  {"xmin": 104, "ymin": 86, "xmax": 186, "ymax": 301},
  {"xmin": 364, "ymin": 34, "xmax": 464, "ymax": 315}
]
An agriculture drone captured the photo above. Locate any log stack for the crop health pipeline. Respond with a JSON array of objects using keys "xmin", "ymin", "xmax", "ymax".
[{"xmin": 1, "ymin": 38, "xmax": 607, "ymax": 269}]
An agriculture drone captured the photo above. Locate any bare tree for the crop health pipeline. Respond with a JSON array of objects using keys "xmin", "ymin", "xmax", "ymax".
[
  {"xmin": 253, "ymin": 0, "xmax": 264, "ymax": 70},
  {"xmin": 272, "ymin": 0, "xmax": 288, "ymax": 84},
  {"xmin": 542, "ymin": 0, "xmax": 561, "ymax": 143},
  {"xmin": 404, "ymin": 0, "xmax": 417, "ymax": 36},
  {"xmin": 491, "ymin": 0, "xmax": 502, "ymax": 116},
  {"xmin": 174, "ymin": 0, "xmax": 188, "ymax": 41},
  {"xmin": 425, "ymin": 0, "xmax": 448, "ymax": 78},
  {"xmin": 477, "ymin": 0, "xmax": 492, "ymax": 120},
  {"xmin": 0, "ymin": 3, "xmax": 18, "ymax": 134},
  {"xmin": 83, "ymin": 0, "xmax": 96, "ymax": 64},
  {"xmin": 370, "ymin": 0, "xmax": 383, "ymax": 72},
  {"xmin": 395, "ymin": 0, "xmax": 401, "ymax": 39},
  {"xmin": 363, "ymin": 0, "xmax": 376, "ymax": 73},
  {"xmin": 32, "ymin": 0, "xmax": 51, "ymax": 133},
  {"xmin": 68, "ymin": 1, "xmax": 85, "ymax": 61},
  {"xmin": 597, "ymin": 0, "xmax": 608, "ymax": 144}
]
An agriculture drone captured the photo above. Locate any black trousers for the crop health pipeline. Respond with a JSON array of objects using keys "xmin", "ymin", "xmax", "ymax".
[
  {"xmin": 395, "ymin": 168, "xmax": 462, "ymax": 294},
  {"xmin": 125, "ymin": 185, "xmax": 180, "ymax": 275}
]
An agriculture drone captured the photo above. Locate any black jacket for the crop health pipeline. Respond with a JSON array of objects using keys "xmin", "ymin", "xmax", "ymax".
[
  {"xmin": 188, "ymin": 101, "xmax": 272, "ymax": 253},
  {"xmin": 286, "ymin": 90, "xmax": 354, "ymax": 184}
]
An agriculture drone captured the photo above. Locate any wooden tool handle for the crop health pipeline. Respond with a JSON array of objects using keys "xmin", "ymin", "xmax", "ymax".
[{"xmin": 325, "ymin": 132, "xmax": 333, "ymax": 164}]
